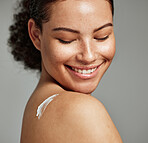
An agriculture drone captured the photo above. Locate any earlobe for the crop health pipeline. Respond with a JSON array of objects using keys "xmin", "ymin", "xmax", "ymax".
[{"xmin": 28, "ymin": 19, "xmax": 41, "ymax": 51}]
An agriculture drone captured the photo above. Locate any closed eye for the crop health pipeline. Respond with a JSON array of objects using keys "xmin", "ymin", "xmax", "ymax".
[
  {"xmin": 94, "ymin": 35, "xmax": 109, "ymax": 41},
  {"xmin": 57, "ymin": 39, "xmax": 75, "ymax": 44}
]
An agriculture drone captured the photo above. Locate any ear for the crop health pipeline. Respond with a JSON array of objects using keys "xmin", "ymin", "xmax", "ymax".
[{"xmin": 28, "ymin": 19, "xmax": 42, "ymax": 51}]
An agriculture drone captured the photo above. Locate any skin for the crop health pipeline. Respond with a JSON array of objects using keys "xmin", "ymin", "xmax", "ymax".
[{"xmin": 21, "ymin": 0, "xmax": 122, "ymax": 142}]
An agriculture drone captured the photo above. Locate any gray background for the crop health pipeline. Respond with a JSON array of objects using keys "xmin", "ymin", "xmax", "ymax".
[{"xmin": 0, "ymin": 0, "xmax": 148, "ymax": 142}]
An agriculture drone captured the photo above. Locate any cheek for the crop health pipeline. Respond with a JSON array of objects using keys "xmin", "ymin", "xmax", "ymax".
[
  {"xmin": 99, "ymin": 37, "xmax": 115, "ymax": 60},
  {"xmin": 41, "ymin": 42, "xmax": 75, "ymax": 64}
]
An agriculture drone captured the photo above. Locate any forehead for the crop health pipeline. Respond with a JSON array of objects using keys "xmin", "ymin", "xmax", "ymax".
[{"xmin": 44, "ymin": 0, "xmax": 112, "ymax": 32}]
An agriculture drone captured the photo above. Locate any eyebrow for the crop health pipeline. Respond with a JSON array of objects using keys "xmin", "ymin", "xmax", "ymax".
[
  {"xmin": 52, "ymin": 23, "xmax": 113, "ymax": 34},
  {"xmin": 52, "ymin": 27, "xmax": 80, "ymax": 34},
  {"xmin": 93, "ymin": 23, "xmax": 113, "ymax": 33}
]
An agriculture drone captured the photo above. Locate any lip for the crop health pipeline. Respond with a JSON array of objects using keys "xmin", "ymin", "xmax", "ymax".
[{"xmin": 65, "ymin": 63, "xmax": 104, "ymax": 80}]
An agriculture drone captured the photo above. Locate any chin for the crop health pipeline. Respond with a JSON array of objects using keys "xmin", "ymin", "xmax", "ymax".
[
  {"xmin": 77, "ymin": 89, "xmax": 95, "ymax": 94},
  {"xmin": 69, "ymin": 82, "xmax": 98, "ymax": 95},
  {"xmin": 76, "ymin": 87, "xmax": 97, "ymax": 94}
]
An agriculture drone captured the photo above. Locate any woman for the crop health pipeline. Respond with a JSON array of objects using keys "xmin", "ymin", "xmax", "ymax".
[{"xmin": 8, "ymin": 0, "xmax": 123, "ymax": 142}]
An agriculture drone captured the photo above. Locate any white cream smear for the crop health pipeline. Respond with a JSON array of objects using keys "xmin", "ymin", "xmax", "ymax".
[{"xmin": 36, "ymin": 94, "xmax": 59, "ymax": 119}]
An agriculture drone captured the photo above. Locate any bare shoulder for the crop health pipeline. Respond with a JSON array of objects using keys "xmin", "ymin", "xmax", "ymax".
[
  {"xmin": 54, "ymin": 92, "xmax": 123, "ymax": 143},
  {"xmin": 21, "ymin": 92, "xmax": 123, "ymax": 143}
]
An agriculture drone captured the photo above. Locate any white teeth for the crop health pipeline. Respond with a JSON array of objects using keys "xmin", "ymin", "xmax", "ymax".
[
  {"xmin": 72, "ymin": 67, "xmax": 97, "ymax": 74},
  {"xmin": 83, "ymin": 70, "xmax": 87, "ymax": 74},
  {"xmin": 78, "ymin": 69, "xmax": 82, "ymax": 73}
]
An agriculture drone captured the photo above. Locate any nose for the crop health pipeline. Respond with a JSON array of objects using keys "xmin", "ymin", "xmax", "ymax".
[{"xmin": 76, "ymin": 39, "xmax": 97, "ymax": 64}]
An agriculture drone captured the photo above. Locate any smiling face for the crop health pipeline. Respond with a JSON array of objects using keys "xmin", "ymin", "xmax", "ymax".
[{"xmin": 38, "ymin": 0, "xmax": 115, "ymax": 94}]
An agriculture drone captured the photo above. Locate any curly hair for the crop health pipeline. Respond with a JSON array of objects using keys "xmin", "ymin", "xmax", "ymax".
[{"xmin": 8, "ymin": 0, "xmax": 114, "ymax": 72}]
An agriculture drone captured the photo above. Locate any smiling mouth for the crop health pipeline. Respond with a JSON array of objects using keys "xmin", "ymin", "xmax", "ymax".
[{"xmin": 66, "ymin": 65, "xmax": 99, "ymax": 74}]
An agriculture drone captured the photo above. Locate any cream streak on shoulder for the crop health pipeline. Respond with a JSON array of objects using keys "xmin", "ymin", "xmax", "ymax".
[{"xmin": 36, "ymin": 94, "xmax": 59, "ymax": 119}]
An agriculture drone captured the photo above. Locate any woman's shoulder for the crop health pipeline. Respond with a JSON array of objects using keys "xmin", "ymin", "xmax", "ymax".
[
  {"xmin": 26, "ymin": 91, "xmax": 105, "ymax": 123},
  {"xmin": 41, "ymin": 91, "xmax": 106, "ymax": 122},
  {"xmin": 52, "ymin": 92, "xmax": 122, "ymax": 142},
  {"xmin": 21, "ymin": 91, "xmax": 122, "ymax": 142},
  {"xmin": 53, "ymin": 91, "xmax": 105, "ymax": 117},
  {"xmin": 24, "ymin": 90, "xmax": 101, "ymax": 118}
]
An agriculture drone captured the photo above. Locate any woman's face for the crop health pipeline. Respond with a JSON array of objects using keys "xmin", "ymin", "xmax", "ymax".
[{"xmin": 40, "ymin": 0, "xmax": 115, "ymax": 94}]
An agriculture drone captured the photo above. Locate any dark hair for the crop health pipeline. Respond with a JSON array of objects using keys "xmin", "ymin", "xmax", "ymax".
[{"xmin": 8, "ymin": 0, "xmax": 114, "ymax": 72}]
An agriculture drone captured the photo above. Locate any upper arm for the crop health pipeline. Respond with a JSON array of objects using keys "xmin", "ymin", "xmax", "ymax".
[{"xmin": 21, "ymin": 93, "xmax": 122, "ymax": 143}]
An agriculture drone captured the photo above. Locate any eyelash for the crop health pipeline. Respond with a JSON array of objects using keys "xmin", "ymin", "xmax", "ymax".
[
  {"xmin": 57, "ymin": 39, "xmax": 75, "ymax": 44},
  {"xmin": 94, "ymin": 35, "xmax": 109, "ymax": 41},
  {"xmin": 57, "ymin": 35, "xmax": 109, "ymax": 44}
]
